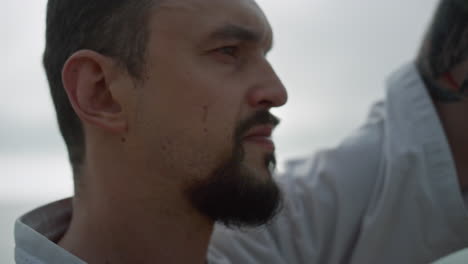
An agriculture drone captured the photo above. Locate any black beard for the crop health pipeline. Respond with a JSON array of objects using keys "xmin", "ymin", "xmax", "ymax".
[{"xmin": 185, "ymin": 111, "xmax": 283, "ymax": 228}]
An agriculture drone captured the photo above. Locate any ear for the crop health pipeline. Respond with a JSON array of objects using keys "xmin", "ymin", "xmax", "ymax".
[{"xmin": 62, "ymin": 50, "xmax": 128, "ymax": 133}]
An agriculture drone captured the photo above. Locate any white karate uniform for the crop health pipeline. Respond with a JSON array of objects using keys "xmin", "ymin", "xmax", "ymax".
[{"xmin": 207, "ymin": 63, "xmax": 468, "ymax": 264}]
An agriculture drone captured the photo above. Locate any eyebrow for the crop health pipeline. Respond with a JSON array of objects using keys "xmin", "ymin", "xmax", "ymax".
[{"xmin": 209, "ymin": 24, "xmax": 261, "ymax": 42}]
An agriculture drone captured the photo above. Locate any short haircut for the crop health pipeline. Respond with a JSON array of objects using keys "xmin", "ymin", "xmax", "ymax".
[{"xmin": 43, "ymin": 0, "xmax": 156, "ymax": 183}]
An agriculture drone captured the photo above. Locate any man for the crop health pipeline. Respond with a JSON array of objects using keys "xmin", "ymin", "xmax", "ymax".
[
  {"xmin": 208, "ymin": 0, "xmax": 468, "ymax": 263},
  {"xmin": 15, "ymin": 0, "xmax": 287, "ymax": 263}
]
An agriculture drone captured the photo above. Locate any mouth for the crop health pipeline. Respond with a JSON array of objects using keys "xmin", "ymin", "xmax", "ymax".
[{"xmin": 242, "ymin": 126, "xmax": 275, "ymax": 152}]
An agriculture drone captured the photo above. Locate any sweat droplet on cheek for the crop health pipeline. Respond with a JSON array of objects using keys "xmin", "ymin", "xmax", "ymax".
[{"xmin": 202, "ymin": 105, "xmax": 208, "ymax": 123}]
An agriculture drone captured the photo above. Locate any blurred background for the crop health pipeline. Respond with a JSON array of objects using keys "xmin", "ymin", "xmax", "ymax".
[{"xmin": 1, "ymin": 0, "xmax": 466, "ymax": 263}]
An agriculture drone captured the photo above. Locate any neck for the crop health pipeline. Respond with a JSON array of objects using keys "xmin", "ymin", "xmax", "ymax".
[
  {"xmin": 58, "ymin": 138, "xmax": 213, "ymax": 264},
  {"xmin": 417, "ymin": 0, "xmax": 468, "ymax": 192},
  {"xmin": 59, "ymin": 195, "xmax": 213, "ymax": 264}
]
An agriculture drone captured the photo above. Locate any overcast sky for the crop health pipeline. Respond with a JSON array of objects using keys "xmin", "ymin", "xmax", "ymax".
[{"xmin": 0, "ymin": 0, "xmax": 439, "ymax": 202}]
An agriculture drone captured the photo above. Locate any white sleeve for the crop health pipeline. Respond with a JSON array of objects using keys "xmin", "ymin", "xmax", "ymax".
[{"xmin": 208, "ymin": 103, "xmax": 386, "ymax": 264}]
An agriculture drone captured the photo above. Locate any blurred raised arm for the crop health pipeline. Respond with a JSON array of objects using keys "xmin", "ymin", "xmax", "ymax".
[{"xmin": 417, "ymin": 0, "xmax": 468, "ymax": 191}]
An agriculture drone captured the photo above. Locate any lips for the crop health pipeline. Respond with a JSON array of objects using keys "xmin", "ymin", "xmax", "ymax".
[
  {"xmin": 244, "ymin": 126, "xmax": 273, "ymax": 138},
  {"xmin": 243, "ymin": 126, "xmax": 275, "ymax": 151}
]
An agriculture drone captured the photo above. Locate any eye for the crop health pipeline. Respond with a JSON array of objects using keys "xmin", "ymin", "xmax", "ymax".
[{"xmin": 216, "ymin": 46, "xmax": 239, "ymax": 58}]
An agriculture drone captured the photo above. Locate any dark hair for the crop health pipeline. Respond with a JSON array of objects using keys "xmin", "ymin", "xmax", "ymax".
[{"xmin": 43, "ymin": 0, "xmax": 155, "ymax": 182}]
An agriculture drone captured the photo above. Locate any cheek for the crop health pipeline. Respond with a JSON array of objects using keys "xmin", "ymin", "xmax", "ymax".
[
  {"xmin": 162, "ymin": 113, "xmax": 237, "ymax": 180},
  {"xmin": 186, "ymin": 104, "xmax": 240, "ymax": 171},
  {"xmin": 133, "ymin": 53, "xmax": 248, "ymax": 177},
  {"xmin": 135, "ymin": 88, "xmax": 242, "ymax": 180}
]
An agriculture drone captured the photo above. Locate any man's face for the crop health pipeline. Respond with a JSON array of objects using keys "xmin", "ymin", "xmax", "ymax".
[{"xmin": 128, "ymin": 0, "xmax": 287, "ymax": 226}]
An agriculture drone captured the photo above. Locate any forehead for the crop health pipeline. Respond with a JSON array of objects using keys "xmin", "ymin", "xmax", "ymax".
[{"xmin": 149, "ymin": 0, "xmax": 272, "ymax": 43}]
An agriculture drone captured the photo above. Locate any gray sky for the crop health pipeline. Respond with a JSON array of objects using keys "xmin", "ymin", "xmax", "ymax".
[{"xmin": 0, "ymin": 0, "xmax": 439, "ymax": 202}]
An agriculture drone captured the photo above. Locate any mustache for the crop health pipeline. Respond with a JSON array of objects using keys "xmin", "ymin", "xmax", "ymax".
[{"xmin": 235, "ymin": 111, "xmax": 280, "ymax": 140}]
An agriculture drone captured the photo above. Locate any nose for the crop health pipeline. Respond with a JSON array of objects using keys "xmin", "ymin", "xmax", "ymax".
[{"xmin": 247, "ymin": 61, "xmax": 288, "ymax": 109}]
